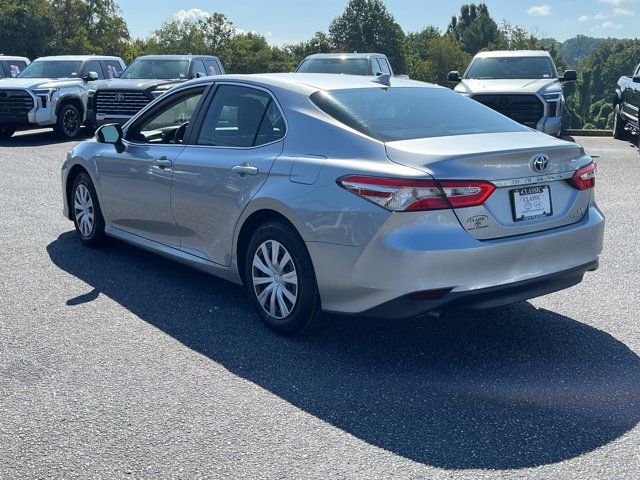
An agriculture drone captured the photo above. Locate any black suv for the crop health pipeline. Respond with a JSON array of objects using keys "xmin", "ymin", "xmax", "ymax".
[{"xmin": 87, "ymin": 55, "xmax": 225, "ymax": 127}]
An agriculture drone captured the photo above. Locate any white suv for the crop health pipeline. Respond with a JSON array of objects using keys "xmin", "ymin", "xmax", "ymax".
[
  {"xmin": 448, "ymin": 50, "xmax": 577, "ymax": 137},
  {"xmin": 0, "ymin": 55, "xmax": 125, "ymax": 139}
]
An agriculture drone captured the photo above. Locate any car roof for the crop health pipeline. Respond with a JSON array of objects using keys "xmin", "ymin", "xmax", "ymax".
[
  {"xmin": 183, "ymin": 72, "xmax": 440, "ymax": 95},
  {"xmin": 0, "ymin": 55, "xmax": 29, "ymax": 62},
  {"xmin": 34, "ymin": 55, "xmax": 123, "ymax": 62},
  {"xmin": 136, "ymin": 55, "xmax": 220, "ymax": 61},
  {"xmin": 304, "ymin": 53, "xmax": 385, "ymax": 60},
  {"xmin": 474, "ymin": 50, "xmax": 552, "ymax": 59}
]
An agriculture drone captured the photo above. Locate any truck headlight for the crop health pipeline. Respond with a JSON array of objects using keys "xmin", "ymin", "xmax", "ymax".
[{"xmin": 33, "ymin": 88, "xmax": 59, "ymax": 107}]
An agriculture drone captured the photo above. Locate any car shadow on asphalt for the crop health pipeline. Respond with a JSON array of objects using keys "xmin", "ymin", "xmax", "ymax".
[
  {"xmin": 47, "ymin": 231, "xmax": 640, "ymax": 470},
  {"xmin": 0, "ymin": 128, "xmax": 93, "ymax": 147}
]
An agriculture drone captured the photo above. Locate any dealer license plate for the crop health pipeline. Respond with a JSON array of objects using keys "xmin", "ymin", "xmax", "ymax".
[{"xmin": 510, "ymin": 185, "xmax": 552, "ymax": 221}]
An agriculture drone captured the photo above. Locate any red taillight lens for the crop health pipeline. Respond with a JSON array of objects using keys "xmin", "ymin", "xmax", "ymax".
[
  {"xmin": 569, "ymin": 163, "xmax": 597, "ymax": 190},
  {"xmin": 338, "ymin": 176, "xmax": 495, "ymax": 212}
]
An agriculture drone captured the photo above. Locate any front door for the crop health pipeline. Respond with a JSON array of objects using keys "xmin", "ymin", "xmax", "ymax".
[
  {"xmin": 171, "ymin": 84, "xmax": 286, "ymax": 265},
  {"xmin": 96, "ymin": 86, "xmax": 207, "ymax": 247}
]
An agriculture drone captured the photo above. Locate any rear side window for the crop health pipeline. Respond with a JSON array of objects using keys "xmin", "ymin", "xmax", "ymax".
[
  {"xmin": 5, "ymin": 61, "xmax": 27, "ymax": 78},
  {"xmin": 102, "ymin": 60, "xmax": 123, "ymax": 79},
  {"xmin": 196, "ymin": 85, "xmax": 284, "ymax": 147},
  {"xmin": 311, "ymin": 87, "xmax": 528, "ymax": 142},
  {"xmin": 204, "ymin": 60, "xmax": 222, "ymax": 75}
]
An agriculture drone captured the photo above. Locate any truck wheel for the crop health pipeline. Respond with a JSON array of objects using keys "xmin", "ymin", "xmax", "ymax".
[
  {"xmin": 0, "ymin": 126, "xmax": 15, "ymax": 139},
  {"xmin": 613, "ymin": 105, "xmax": 628, "ymax": 140},
  {"xmin": 55, "ymin": 103, "xmax": 82, "ymax": 139}
]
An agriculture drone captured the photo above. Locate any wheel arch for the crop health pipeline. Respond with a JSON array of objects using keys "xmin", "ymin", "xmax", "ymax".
[
  {"xmin": 234, "ymin": 204, "xmax": 308, "ymax": 285},
  {"xmin": 56, "ymin": 95, "xmax": 85, "ymax": 119}
]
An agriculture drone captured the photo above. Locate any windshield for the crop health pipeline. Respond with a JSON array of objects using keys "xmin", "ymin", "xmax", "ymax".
[
  {"xmin": 311, "ymin": 87, "xmax": 527, "ymax": 142},
  {"xmin": 120, "ymin": 59, "xmax": 190, "ymax": 80},
  {"xmin": 18, "ymin": 60, "xmax": 83, "ymax": 79},
  {"xmin": 465, "ymin": 57, "xmax": 558, "ymax": 80},
  {"xmin": 297, "ymin": 58, "xmax": 369, "ymax": 75}
]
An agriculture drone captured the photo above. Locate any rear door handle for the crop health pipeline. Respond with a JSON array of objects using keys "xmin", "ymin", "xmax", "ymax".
[
  {"xmin": 231, "ymin": 163, "xmax": 258, "ymax": 176},
  {"xmin": 153, "ymin": 156, "xmax": 173, "ymax": 169}
]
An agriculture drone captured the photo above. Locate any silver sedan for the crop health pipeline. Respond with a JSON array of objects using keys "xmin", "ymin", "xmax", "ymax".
[{"xmin": 61, "ymin": 73, "xmax": 604, "ymax": 335}]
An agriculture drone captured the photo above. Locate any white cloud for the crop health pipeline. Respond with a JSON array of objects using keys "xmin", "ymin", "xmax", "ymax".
[
  {"xmin": 527, "ymin": 4, "xmax": 552, "ymax": 15},
  {"xmin": 173, "ymin": 8, "xmax": 210, "ymax": 23},
  {"xmin": 594, "ymin": 13, "xmax": 608, "ymax": 18},
  {"xmin": 578, "ymin": 15, "xmax": 591, "ymax": 21},
  {"xmin": 613, "ymin": 7, "xmax": 636, "ymax": 14},
  {"xmin": 594, "ymin": 20, "xmax": 623, "ymax": 28},
  {"xmin": 599, "ymin": 0, "xmax": 639, "ymax": 5}
]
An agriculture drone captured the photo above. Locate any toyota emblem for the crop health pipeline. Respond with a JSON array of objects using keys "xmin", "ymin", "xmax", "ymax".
[
  {"xmin": 530, "ymin": 154, "xmax": 550, "ymax": 173},
  {"xmin": 115, "ymin": 93, "xmax": 125, "ymax": 102}
]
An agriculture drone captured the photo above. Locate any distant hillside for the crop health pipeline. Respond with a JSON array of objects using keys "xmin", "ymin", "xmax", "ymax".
[{"xmin": 540, "ymin": 35, "xmax": 621, "ymax": 68}]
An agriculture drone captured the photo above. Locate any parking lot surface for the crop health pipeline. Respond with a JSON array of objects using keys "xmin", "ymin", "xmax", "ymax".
[{"xmin": 0, "ymin": 130, "xmax": 638, "ymax": 479}]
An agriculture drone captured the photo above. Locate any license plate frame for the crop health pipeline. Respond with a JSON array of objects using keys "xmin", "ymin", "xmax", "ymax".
[{"xmin": 510, "ymin": 185, "xmax": 553, "ymax": 222}]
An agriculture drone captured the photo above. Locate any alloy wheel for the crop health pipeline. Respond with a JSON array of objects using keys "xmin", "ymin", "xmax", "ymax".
[
  {"xmin": 63, "ymin": 108, "xmax": 80, "ymax": 137},
  {"xmin": 74, "ymin": 184, "xmax": 94, "ymax": 237},
  {"xmin": 252, "ymin": 240, "xmax": 298, "ymax": 319}
]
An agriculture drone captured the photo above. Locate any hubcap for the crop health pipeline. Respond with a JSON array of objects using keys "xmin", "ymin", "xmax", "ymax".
[
  {"xmin": 64, "ymin": 109, "xmax": 79, "ymax": 136},
  {"xmin": 252, "ymin": 240, "xmax": 298, "ymax": 319},
  {"xmin": 74, "ymin": 184, "xmax": 94, "ymax": 237}
]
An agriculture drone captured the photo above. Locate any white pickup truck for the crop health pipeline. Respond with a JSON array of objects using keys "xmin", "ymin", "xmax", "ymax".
[
  {"xmin": 448, "ymin": 50, "xmax": 577, "ymax": 137},
  {"xmin": 0, "ymin": 55, "xmax": 125, "ymax": 139}
]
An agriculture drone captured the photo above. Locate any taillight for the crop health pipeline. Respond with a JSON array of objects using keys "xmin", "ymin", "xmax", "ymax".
[
  {"xmin": 569, "ymin": 163, "xmax": 597, "ymax": 190},
  {"xmin": 338, "ymin": 176, "xmax": 495, "ymax": 212}
]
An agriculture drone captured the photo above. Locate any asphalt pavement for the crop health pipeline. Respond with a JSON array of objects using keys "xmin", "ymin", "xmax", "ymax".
[{"xmin": 0, "ymin": 129, "xmax": 638, "ymax": 479}]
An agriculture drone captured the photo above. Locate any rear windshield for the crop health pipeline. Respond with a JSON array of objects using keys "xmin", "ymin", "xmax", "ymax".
[
  {"xmin": 297, "ymin": 58, "xmax": 369, "ymax": 76},
  {"xmin": 19, "ymin": 60, "xmax": 82, "ymax": 79},
  {"xmin": 465, "ymin": 57, "xmax": 557, "ymax": 80},
  {"xmin": 120, "ymin": 59, "xmax": 189, "ymax": 80},
  {"xmin": 311, "ymin": 87, "xmax": 528, "ymax": 142}
]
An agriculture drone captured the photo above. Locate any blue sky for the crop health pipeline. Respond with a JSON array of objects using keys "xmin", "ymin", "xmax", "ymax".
[{"xmin": 116, "ymin": 0, "xmax": 640, "ymax": 44}]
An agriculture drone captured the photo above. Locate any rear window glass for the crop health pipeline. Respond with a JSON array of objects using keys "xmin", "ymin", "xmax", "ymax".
[
  {"xmin": 297, "ymin": 58, "xmax": 369, "ymax": 76},
  {"xmin": 311, "ymin": 87, "xmax": 528, "ymax": 142}
]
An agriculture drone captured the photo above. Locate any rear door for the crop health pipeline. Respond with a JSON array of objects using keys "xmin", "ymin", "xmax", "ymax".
[{"xmin": 171, "ymin": 83, "xmax": 285, "ymax": 265}]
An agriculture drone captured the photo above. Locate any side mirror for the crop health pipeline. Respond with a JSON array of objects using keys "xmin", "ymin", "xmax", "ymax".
[
  {"xmin": 447, "ymin": 71, "xmax": 462, "ymax": 82},
  {"xmin": 96, "ymin": 124, "xmax": 124, "ymax": 153},
  {"xmin": 561, "ymin": 70, "xmax": 577, "ymax": 82},
  {"xmin": 632, "ymin": 76, "xmax": 640, "ymax": 84},
  {"xmin": 195, "ymin": 71, "xmax": 204, "ymax": 78},
  {"xmin": 83, "ymin": 71, "xmax": 99, "ymax": 82},
  {"xmin": 374, "ymin": 71, "xmax": 383, "ymax": 77}
]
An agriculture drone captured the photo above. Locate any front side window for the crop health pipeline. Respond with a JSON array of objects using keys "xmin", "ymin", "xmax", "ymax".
[
  {"xmin": 465, "ymin": 57, "xmax": 558, "ymax": 80},
  {"xmin": 311, "ymin": 87, "xmax": 528, "ymax": 142},
  {"xmin": 378, "ymin": 58, "xmax": 392, "ymax": 75},
  {"xmin": 120, "ymin": 59, "xmax": 189, "ymax": 80},
  {"xmin": 83, "ymin": 60, "xmax": 104, "ymax": 79},
  {"xmin": 297, "ymin": 58, "xmax": 369, "ymax": 76},
  {"xmin": 196, "ymin": 85, "xmax": 284, "ymax": 147},
  {"xmin": 18, "ymin": 60, "xmax": 82, "ymax": 79},
  {"xmin": 192, "ymin": 60, "xmax": 207, "ymax": 78},
  {"xmin": 127, "ymin": 87, "xmax": 205, "ymax": 144}
]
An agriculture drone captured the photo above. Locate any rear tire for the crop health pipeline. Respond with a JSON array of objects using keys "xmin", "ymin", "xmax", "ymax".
[
  {"xmin": 613, "ymin": 105, "xmax": 628, "ymax": 140},
  {"xmin": 244, "ymin": 221, "xmax": 322, "ymax": 336},
  {"xmin": 55, "ymin": 103, "xmax": 82, "ymax": 139},
  {"xmin": 0, "ymin": 126, "xmax": 15, "ymax": 139},
  {"xmin": 71, "ymin": 172, "xmax": 106, "ymax": 247}
]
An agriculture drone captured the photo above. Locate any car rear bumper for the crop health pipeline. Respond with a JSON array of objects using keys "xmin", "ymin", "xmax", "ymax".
[{"xmin": 307, "ymin": 204, "xmax": 604, "ymax": 316}]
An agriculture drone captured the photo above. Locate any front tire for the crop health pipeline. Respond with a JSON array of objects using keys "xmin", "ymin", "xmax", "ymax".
[
  {"xmin": 55, "ymin": 103, "xmax": 82, "ymax": 139},
  {"xmin": 0, "ymin": 126, "xmax": 15, "ymax": 139},
  {"xmin": 244, "ymin": 221, "xmax": 322, "ymax": 336},
  {"xmin": 71, "ymin": 172, "xmax": 106, "ymax": 247},
  {"xmin": 613, "ymin": 105, "xmax": 628, "ymax": 140}
]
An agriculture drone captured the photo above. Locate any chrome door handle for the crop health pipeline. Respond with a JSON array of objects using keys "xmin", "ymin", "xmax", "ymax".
[
  {"xmin": 231, "ymin": 163, "xmax": 258, "ymax": 176},
  {"xmin": 153, "ymin": 156, "xmax": 173, "ymax": 169}
]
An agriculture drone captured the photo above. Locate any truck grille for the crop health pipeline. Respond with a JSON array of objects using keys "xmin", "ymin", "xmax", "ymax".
[
  {"xmin": 472, "ymin": 94, "xmax": 544, "ymax": 128},
  {"xmin": 0, "ymin": 90, "xmax": 34, "ymax": 116},
  {"xmin": 95, "ymin": 91, "xmax": 151, "ymax": 116}
]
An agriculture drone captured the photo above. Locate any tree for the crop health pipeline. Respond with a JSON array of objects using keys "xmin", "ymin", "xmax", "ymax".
[
  {"xmin": 285, "ymin": 32, "xmax": 334, "ymax": 66},
  {"xmin": 407, "ymin": 35, "xmax": 471, "ymax": 85},
  {"xmin": 447, "ymin": 3, "xmax": 499, "ymax": 54},
  {"xmin": 223, "ymin": 33, "xmax": 295, "ymax": 74},
  {"xmin": 0, "ymin": 0, "xmax": 55, "ymax": 59},
  {"xmin": 329, "ymin": 0, "xmax": 406, "ymax": 73}
]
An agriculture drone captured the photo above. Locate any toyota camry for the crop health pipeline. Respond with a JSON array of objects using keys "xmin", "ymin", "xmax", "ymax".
[{"xmin": 61, "ymin": 73, "xmax": 604, "ymax": 335}]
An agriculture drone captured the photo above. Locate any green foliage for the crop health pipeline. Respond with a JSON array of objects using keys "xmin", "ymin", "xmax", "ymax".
[
  {"xmin": 447, "ymin": 3, "xmax": 499, "ymax": 54},
  {"xmin": 406, "ymin": 35, "xmax": 471, "ymax": 85},
  {"xmin": 0, "ymin": 0, "xmax": 55, "ymax": 59},
  {"xmin": 329, "ymin": 0, "xmax": 407, "ymax": 73},
  {"xmin": 285, "ymin": 32, "xmax": 334, "ymax": 66}
]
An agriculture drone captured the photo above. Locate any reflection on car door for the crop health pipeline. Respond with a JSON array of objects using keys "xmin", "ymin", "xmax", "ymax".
[
  {"xmin": 171, "ymin": 84, "xmax": 286, "ymax": 265},
  {"xmin": 96, "ymin": 86, "xmax": 207, "ymax": 247}
]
